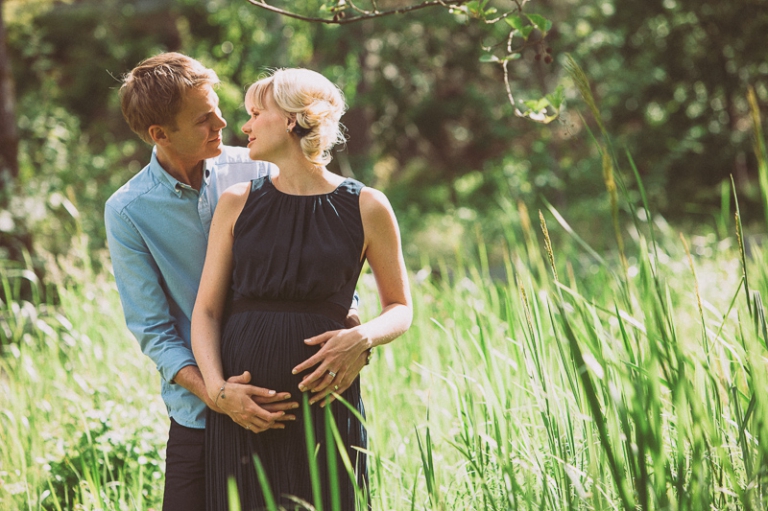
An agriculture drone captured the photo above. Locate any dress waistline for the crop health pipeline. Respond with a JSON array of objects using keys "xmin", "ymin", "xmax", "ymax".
[{"xmin": 229, "ymin": 298, "xmax": 347, "ymax": 325}]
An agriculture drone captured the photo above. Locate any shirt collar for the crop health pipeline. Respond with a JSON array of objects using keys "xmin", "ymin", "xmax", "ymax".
[{"xmin": 149, "ymin": 147, "xmax": 209, "ymax": 197}]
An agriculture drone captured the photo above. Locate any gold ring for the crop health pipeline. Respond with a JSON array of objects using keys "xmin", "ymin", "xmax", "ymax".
[{"xmin": 334, "ymin": 385, "xmax": 339, "ymax": 391}]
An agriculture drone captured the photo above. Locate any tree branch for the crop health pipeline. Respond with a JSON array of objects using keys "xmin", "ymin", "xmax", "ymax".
[{"xmin": 245, "ymin": 0, "xmax": 468, "ymax": 25}]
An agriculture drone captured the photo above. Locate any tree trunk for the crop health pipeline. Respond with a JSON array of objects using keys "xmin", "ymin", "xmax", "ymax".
[{"xmin": 0, "ymin": 0, "xmax": 19, "ymax": 192}]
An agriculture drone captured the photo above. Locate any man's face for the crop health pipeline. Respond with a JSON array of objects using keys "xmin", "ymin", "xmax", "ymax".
[{"xmin": 162, "ymin": 84, "xmax": 227, "ymax": 163}]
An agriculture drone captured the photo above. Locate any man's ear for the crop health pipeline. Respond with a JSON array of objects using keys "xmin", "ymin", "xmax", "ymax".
[{"xmin": 148, "ymin": 125, "xmax": 169, "ymax": 146}]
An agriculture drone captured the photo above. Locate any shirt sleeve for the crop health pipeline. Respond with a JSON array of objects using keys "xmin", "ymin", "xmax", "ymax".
[{"xmin": 105, "ymin": 203, "xmax": 197, "ymax": 384}]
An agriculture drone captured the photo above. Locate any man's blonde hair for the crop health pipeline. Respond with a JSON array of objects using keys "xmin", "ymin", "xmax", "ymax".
[{"xmin": 120, "ymin": 53, "xmax": 219, "ymax": 144}]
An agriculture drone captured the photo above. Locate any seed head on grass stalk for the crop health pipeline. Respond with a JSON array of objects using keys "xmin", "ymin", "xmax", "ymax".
[
  {"xmin": 602, "ymin": 146, "xmax": 628, "ymax": 275},
  {"xmin": 731, "ymin": 176, "xmax": 752, "ymax": 313},
  {"xmin": 747, "ymin": 86, "xmax": 768, "ymax": 228},
  {"xmin": 563, "ymin": 54, "xmax": 606, "ymax": 139},
  {"xmin": 538, "ymin": 210, "xmax": 558, "ymax": 284}
]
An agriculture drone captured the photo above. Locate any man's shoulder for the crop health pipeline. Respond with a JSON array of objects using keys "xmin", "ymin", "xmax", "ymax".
[
  {"xmin": 209, "ymin": 146, "xmax": 274, "ymax": 185},
  {"xmin": 211, "ymin": 145, "xmax": 252, "ymax": 164},
  {"xmin": 105, "ymin": 164, "xmax": 157, "ymax": 216}
]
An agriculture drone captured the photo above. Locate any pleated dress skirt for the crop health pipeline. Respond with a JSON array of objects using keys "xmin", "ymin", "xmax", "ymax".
[{"xmin": 205, "ymin": 307, "xmax": 368, "ymax": 511}]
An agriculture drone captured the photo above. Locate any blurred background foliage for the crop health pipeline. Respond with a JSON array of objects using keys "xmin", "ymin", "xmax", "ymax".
[{"xmin": 0, "ymin": 0, "xmax": 767, "ymax": 291}]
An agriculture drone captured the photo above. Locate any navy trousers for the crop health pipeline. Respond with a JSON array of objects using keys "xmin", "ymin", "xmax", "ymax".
[{"xmin": 162, "ymin": 418, "xmax": 206, "ymax": 511}]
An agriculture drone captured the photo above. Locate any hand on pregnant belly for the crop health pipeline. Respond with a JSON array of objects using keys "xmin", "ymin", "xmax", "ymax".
[
  {"xmin": 218, "ymin": 370, "xmax": 299, "ymax": 432},
  {"xmin": 292, "ymin": 328, "xmax": 371, "ymax": 406}
]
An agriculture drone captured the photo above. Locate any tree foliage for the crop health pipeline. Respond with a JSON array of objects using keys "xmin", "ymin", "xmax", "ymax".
[{"xmin": 1, "ymin": 0, "xmax": 767, "ymax": 276}]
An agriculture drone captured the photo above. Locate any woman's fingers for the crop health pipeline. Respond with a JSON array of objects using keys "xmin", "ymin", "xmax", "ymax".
[
  {"xmin": 303, "ymin": 330, "xmax": 338, "ymax": 346},
  {"xmin": 298, "ymin": 364, "xmax": 333, "ymax": 392}
]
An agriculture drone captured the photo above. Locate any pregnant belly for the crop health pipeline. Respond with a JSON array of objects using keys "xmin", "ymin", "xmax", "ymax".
[{"xmin": 220, "ymin": 310, "xmax": 341, "ymax": 392}]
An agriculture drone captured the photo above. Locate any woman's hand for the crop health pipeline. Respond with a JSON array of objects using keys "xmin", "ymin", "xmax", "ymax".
[
  {"xmin": 292, "ymin": 329, "xmax": 371, "ymax": 406},
  {"xmin": 210, "ymin": 371, "xmax": 298, "ymax": 432}
]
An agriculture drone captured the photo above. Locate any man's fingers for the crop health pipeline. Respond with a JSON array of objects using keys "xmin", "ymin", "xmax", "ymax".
[
  {"xmin": 226, "ymin": 371, "xmax": 252, "ymax": 384},
  {"xmin": 252, "ymin": 392, "xmax": 292, "ymax": 404},
  {"xmin": 260, "ymin": 401, "xmax": 299, "ymax": 413},
  {"xmin": 245, "ymin": 386, "xmax": 278, "ymax": 399}
]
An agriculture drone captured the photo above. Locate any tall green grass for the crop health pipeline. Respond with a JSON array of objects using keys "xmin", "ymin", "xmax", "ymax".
[
  {"xmin": 3, "ymin": 196, "xmax": 768, "ymax": 510},
  {"xmin": 3, "ymin": 62, "xmax": 768, "ymax": 509}
]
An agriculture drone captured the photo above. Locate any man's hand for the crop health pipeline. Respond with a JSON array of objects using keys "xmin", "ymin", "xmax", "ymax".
[
  {"xmin": 215, "ymin": 371, "xmax": 298, "ymax": 432},
  {"xmin": 344, "ymin": 309, "xmax": 361, "ymax": 329}
]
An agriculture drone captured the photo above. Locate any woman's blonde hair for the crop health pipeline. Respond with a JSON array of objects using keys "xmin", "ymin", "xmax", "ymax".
[{"xmin": 246, "ymin": 68, "xmax": 346, "ymax": 166}]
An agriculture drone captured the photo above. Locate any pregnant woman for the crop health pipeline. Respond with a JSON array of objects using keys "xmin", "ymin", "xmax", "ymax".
[{"xmin": 191, "ymin": 68, "xmax": 412, "ymax": 510}]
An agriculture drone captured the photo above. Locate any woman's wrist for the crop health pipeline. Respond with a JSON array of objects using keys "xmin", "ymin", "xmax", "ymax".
[
  {"xmin": 206, "ymin": 378, "xmax": 227, "ymax": 402},
  {"xmin": 213, "ymin": 383, "xmax": 227, "ymax": 407}
]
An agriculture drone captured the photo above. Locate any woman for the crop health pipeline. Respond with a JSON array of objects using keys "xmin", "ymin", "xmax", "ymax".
[{"xmin": 191, "ymin": 68, "xmax": 412, "ymax": 511}]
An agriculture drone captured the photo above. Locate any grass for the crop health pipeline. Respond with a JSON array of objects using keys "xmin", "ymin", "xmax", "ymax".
[
  {"xmin": 3, "ymin": 60, "xmax": 768, "ymax": 508},
  {"xmin": 2, "ymin": 196, "xmax": 768, "ymax": 510}
]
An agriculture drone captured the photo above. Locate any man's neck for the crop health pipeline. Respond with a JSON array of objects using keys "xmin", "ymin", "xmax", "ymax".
[{"xmin": 155, "ymin": 148, "xmax": 205, "ymax": 191}]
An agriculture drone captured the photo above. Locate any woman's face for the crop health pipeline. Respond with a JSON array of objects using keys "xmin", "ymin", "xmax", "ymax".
[{"xmin": 241, "ymin": 90, "xmax": 291, "ymax": 162}]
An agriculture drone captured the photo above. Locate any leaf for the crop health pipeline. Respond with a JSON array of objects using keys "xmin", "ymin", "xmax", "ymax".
[
  {"xmin": 500, "ymin": 53, "xmax": 522, "ymax": 62},
  {"xmin": 480, "ymin": 54, "xmax": 499, "ymax": 63},
  {"xmin": 546, "ymin": 85, "xmax": 565, "ymax": 110},
  {"xmin": 520, "ymin": 26, "xmax": 534, "ymax": 40},
  {"xmin": 526, "ymin": 13, "xmax": 553, "ymax": 33},
  {"xmin": 504, "ymin": 14, "xmax": 525, "ymax": 31},
  {"xmin": 524, "ymin": 98, "xmax": 550, "ymax": 111}
]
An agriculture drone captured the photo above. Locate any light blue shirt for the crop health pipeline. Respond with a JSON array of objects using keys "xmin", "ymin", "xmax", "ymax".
[{"xmin": 105, "ymin": 146, "xmax": 274, "ymax": 429}]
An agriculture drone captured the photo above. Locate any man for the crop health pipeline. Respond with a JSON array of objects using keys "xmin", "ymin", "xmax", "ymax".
[{"xmin": 105, "ymin": 53, "xmax": 366, "ymax": 510}]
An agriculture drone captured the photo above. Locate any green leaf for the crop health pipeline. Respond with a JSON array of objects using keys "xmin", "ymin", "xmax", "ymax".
[
  {"xmin": 546, "ymin": 85, "xmax": 565, "ymax": 110},
  {"xmin": 501, "ymin": 53, "xmax": 522, "ymax": 62},
  {"xmin": 466, "ymin": 1, "xmax": 480, "ymax": 14},
  {"xmin": 524, "ymin": 98, "xmax": 550, "ymax": 111},
  {"xmin": 520, "ymin": 26, "xmax": 534, "ymax": 39},
  {"xmin": 526, "ymin": 13, "xmax": 553, "ymax": 33},
  {"xmin": 480, "ymin": 54, "xmax": 499, "ymax": 63},
  {"xmin": 504, "ymin": 14, "xmax": 525, "ymax": 30}
]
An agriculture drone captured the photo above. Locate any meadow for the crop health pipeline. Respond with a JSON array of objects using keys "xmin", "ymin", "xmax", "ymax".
[
  {"xmin": 2, "ymin": 183, "xmax": 768, "ymax": 510},
  {"xmin": 3, "ymin": 57, "xmax": 768, "ymax": 510}
]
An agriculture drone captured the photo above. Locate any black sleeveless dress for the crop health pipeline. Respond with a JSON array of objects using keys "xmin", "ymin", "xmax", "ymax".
[{"xmin": 206, "ymin": 175, "xmax": 368, "ymax": 511}]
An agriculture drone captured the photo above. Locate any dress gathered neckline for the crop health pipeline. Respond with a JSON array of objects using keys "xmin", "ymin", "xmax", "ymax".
[{"xmin": 266, "ymin": 171, "xmax": 350, "ymax": 197}]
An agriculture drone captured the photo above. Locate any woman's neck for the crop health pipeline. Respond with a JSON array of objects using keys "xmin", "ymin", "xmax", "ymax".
[{"xmin": 269, "ymin": 151, "xmax": 341, "ymax": 196}]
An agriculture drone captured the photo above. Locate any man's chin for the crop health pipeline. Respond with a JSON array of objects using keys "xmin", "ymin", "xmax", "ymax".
[{"xmin": 207, "ymin": 144, "xmax": 223, "ymax": 158}]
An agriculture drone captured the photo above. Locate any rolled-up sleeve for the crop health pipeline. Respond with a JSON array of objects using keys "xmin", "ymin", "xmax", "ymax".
[{"xmin": 105, "ymin": 203, "xmax": 197, "ymax": 383}]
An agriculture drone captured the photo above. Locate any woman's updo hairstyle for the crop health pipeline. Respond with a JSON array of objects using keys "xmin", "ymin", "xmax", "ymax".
[{"xmin": 246, "ymin": 68, "xmax": 346, "ymax": 166}]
